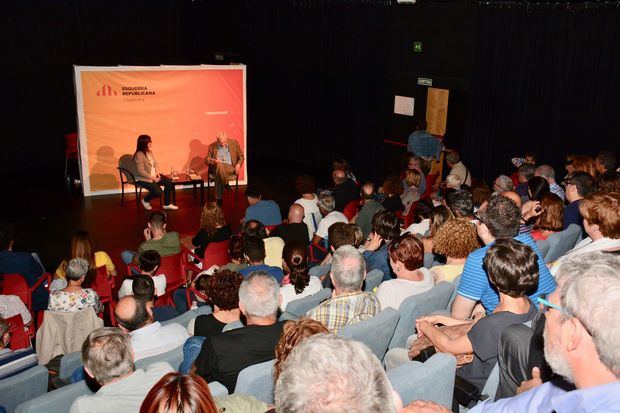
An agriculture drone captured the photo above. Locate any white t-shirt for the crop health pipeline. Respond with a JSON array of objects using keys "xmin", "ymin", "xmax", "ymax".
[
  {"xmin": 375, "ymin": 268, "xmax": 435, "ymax": 310},
  {"xmin": 295, "ymin": 196, "xmax": 322, "ymax": 241},
  {"xmin": 129, "ymin": 322, "xmax": 189, "ymax": 361},
  {"xmin": 404, "ymin": 218, "xmax": 430, "ymax": 236},
  {"xmin": 315, "ymin": 211, "xmax": 349, "ymax": 239},
  {"xmin": 280, "ymin": 276, "xmax": 323, "ymax": 311},
  {"xmin": 118, "ymin": 275, "xmax": 167, "ymax": 299}
]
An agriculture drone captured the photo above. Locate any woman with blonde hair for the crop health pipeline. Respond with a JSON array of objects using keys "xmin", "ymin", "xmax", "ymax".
[
  {"xmin": 191, "ymin": 202, "xmax": 232, "ymax": 258},
  {"xmin": 401, "ymin": 169, "xmax": 421, "ymax": 216},
  {"xmin": 431, "ymin": 219, "xmax": 480, "ymax": 283}
]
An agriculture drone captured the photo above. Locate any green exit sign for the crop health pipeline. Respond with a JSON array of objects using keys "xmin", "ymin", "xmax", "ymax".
[{"xmin": 413, "ymin": 42, "xmax": 422, "ymax": 53}]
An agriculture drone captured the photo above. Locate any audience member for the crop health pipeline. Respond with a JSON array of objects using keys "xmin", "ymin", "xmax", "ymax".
[
  {"xmin": 194, "ymin": 272, "xmax": 285, "ymax": 392},
  {"xmin": 401, "ymin": 169, "xmax": 421, "ymax": 216},
  {"xmin": 353, "ymin": 182, "xmax": 385, "ymax": 239},
  {"xmin": 407, "ymin": 118, "xmax": 441, "ymax": 161},
  {"xmin": 572, "ymin": 155, "xmax": 597, "ymax": 178},
  {"xmin": 403, "ymin": 153, "xmax": 427, "ymax": 195},
  {"xmin": 140, "ymin": 372, "xmax": 218, "ymax": 413},
  {"xmin": 527, "ymin": 176, "xmax": 550, "ymax": 201},
  {"xmin": 451, "ymin": 194, "xmax": 555, "ymax": 319},
  {"xmin": 431, "ymin": 219, "xmax": 480, "ymax": 283},
  {"xmin": 404, "ymin": 200, "xmax": 432, "ymax": 235},
  {"xmin": 271, "ymin": 204, "xmax": 310, "ymax": 246},
  {"xmin": 597, "ymin": 170, "xmax": 620, "ymax": 193},
  {"xmin": 204, "ymin": 131, "xmax": 244, "ymax": 204},
  {"xmin": 312, "ymin": 194, "xmax": 348, "ymax": 246},
  {"xmin": 279, "ymin": 242, "xmax": 322, "ymax": 311},
  {"xmin": 294, "ymin": 175, "xmax": 322, "ymax": 241},
  {"xmin": 562, "ymin": 153, "xmax": 575, "ymax": 184},
  {"xmin": 239, "ymin": 237, "xmax": 284, "ymax": 283},
  {"xmin": 309, "ymin": 222, "xmax": 358, "ymax": 284},
  {"xmin": 242, "ymin": 220, "xmax": 284, "ymax": 268},
  {"xmin": 308, "ymin": 246, "xmax": 379, "ymax": 333},
  {"xmin": 119, "ymin": 250, "xmax": 166, "ymax": 299},
  {"xmin": 381, "ymin": 176, "xmax": 405, "ymax": 213},
  {"xmin": 53, "ymin": 230, "xmax": 116, "ymax": 290},
  {"xmin": 122, "ymin": 211, "xmax": 181, "ymax": 265},
  {"xmin": 216, "ymin": 235, "xmax": 248, "ymax": 273},
  {"xmin": 131, "ymin": 274, "xmax": 179, "ymax": 322},
  {"xmin": 551, "ymin": 191, "xmax": 620, "ymax": 275},
  {"xmin": 333, "ymin": 158, "xmax": 358, "ymax": 184},
  {"xmin": 243, "ymin": 186, "xmax": 282, "ymax": 227},
  {"xmin": 445, "ymin": 174, "xmax": 463, "ymax": 190},
  {"xmin": 594, "ymin": 150, "xmax": 617, "ymax": 175},
  {"xmin": 275, "ymin": 334, "xmax": 399, "ymax": 413},
  {"xmin": 363, "ymin": 210, "xmax": 400, "ymax": 281},
  {"xmin": 331, "ymin": 169, "xmax": 358, "ymax": 212},
  {"xmin": 114, "ymin": 295, "xmax": 188, "ymax": 361},
  {"xmin": 193, "ymin": 270, "xmax": 243, "ymax": 337},
  {"xmin": 471, "ymin": 179, "xmax": 491, "ymax": 210},
  {"xmin": 0, "ymin": 317, "xmax": 37, "ymax": 379},
  {"xmin": 70, "ymin": 327, "xmax": 174, "ymax": 413},
  {"xmin": 0, "ymin": 223, "xmax": 47, "ymax": 311},
  {"xmin": 493, "ymin": 175, "xmax": 514, "ymax": 193},
  {"xmin": 375, "ymin": 233, "xmax": 434, "ymax": 310},
  {"xmin": 421, "ymin": 205, "xmax": 451, "ymax": 254},
  {"xmin": 0, "ymin": 273, "xmax": 32, "ymax": 327},
  {"xmin": 535, "ymin": 164, "xmax": 564, "ymax": 200},
  {"xmin": 470, "ymin": 252, "xmax": 620, "ymax": 412},
  {"xmin": 530, "ymin": 193, "xmax": 564, "ymax": 241},
  {"xmin": 48, "ymin": 258, "xmax": 103, "ymax": 313},
  {"xmin": 515, "ymin": 163, "xmax": 535, "ymax": 201},
  {"xmin": 563, "ymin": 171, "xmax": 596, "ymax": 230},
  {"xmin": 445, "ymin": 189, "xmax": 474, "ymax": 220},
  {"xmin": 446, "ymin": 150, "xmax": 471, "ymax": 187},
  {"xmin": 191, "ymin": 202, "xmax": 232, "ymax": 258}
]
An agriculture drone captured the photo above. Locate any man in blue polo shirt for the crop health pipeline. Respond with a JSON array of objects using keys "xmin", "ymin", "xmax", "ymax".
[
  {"xmin": 451, "ymin": 193, "xmax": 556, "ymax": 319},
  {"xmin": 243, "ymin": 186, "xmax": 282, "ymax": 227}
]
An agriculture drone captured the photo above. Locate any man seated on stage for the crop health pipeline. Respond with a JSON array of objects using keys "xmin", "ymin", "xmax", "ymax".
[
  {"xmin": 204, "ymin": 131, "xmax": 244, "ymax": 204},
  {"xmin": 243, "ymin": 186, "xmax": 282, "ymax": 227}
]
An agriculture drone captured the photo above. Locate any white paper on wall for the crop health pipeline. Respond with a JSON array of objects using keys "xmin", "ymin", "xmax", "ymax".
[{"xmin": 394, "ymin": 95, "xmax": 415, "ymax": 116}]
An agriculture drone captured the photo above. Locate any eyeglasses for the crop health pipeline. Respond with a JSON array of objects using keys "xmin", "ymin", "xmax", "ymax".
[{"xmin": 537, "ymin": 297, "xmax": 595, "ymax": 337}]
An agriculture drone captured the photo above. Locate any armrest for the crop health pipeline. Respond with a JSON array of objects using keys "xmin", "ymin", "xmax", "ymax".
[{"xmin": 29, "ymin": 272, "xmax": 51, "ymax": 293}]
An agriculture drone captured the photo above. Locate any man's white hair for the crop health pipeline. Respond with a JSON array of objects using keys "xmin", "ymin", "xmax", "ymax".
[
  {"xmin": 535, "ymin": 165, "xmax": 556, "ymax": 181},
  {"xmin": 446, "ymin": 174, "xmax": 462, "ymax": 189},
  {"xmin": 238, "ymin": 271, "xmax": 280, "ymax": 317},
  {"xmin": 331, "ymin": 245, "xmax": 365, "ymax": 292},
  {"xmin": 555, "ymin": 251, "xmax": 620, "ymax": 377},
  {"xmin": 495, "ymin": 174, "xmax": 514, "ymax": 191},
  {"xmin": 318, "ymin": 193, "xmax": 336, "ymax": 213},
  {"xmin": 275, "ymin": 334, "xmax": 396, "ymax": 413}
]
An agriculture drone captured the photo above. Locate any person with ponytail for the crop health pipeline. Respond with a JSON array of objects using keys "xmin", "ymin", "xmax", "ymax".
[{"xmin": 279, "ymin": 241, "xmax": 322, "ymax": 311}]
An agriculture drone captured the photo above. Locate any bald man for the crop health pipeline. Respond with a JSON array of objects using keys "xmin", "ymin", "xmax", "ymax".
[
  {"xmin": 270, "ymin": 203, "xmax": 310, "ymax": 246},
  {"xmin": 114, "ymin": 295, "xmax": 188, "ymax": 361},
  {"xmin": 331, "ymin": 169, "xmax": 358, "ymax": 212}
]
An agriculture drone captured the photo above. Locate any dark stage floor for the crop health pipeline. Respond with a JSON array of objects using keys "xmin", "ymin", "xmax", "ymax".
[{"xmin": 7, "ymin": 156, "xmax": 332, "ymax": 275}]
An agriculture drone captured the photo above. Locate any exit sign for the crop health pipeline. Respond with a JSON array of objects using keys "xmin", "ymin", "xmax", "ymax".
[{"xmin": 413, "ymin": 42, "xmax": 422, "ymax": 53}]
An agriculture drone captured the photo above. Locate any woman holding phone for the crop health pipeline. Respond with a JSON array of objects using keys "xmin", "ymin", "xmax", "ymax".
[{"xmin": 133, "ymin": 134, "xmax": 178, "ymax": 210}]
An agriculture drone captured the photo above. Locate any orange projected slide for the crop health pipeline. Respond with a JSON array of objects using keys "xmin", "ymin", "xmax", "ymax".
[{"xmin": 74, "ymin": 65, "xmax": 247, "ymax": 196}]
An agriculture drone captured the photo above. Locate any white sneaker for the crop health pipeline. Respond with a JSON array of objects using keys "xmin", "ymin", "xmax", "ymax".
[
  {"xmin": 141, "ymin": 198, "xmax": 152, "ymax": 210},
  {"xmin": 164, "ymin": 204, "xmax": 179, "ymax": 210}
]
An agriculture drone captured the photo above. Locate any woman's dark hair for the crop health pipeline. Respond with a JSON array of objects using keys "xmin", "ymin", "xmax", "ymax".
[
  {"xmin": 471, "ymin": 179, "xmax": 491, "ymax": 208},
  {"xmin": 228, "ymin": 235, "xmax": 244, "ymax": 262},
  {"xmin": 483, "ymin": 238, "xmax": 539, "ymax": 298},
  {"xmin": 295, "ymin": 175, "xmax": 316, "ymax": 195},
  {"xmin": 140, "ymin": 372, "xmax": 218, "ymax": 413},
  {"xmin": 527, "ymin": 176, "xmax": 550, "ymax": 201},
  {"xmin": 132, "ymin": 275, "xmax": 155, "ymax": 301},
  {"xmin": 283, "ymin": 241, "xmax": 310, "ymax": 294},
  {"xmin": 597, "ymin": 170, "xmax": 620, "ymax": 193},
  {"xmin": 413, "ymin": 200, "xmax": 433, "ymax": 223},
  {"xmin": 134, "ymin": 135, "xmax": 152, "ymax": 157},
  {"xmin": 332, "ymin": 159, "xmax": 351, "ymax": 172},
  {"xmin": 205, "ymin": 270, "xmax": 244, "ymax": 310},
  {"xmin": 371, "ymin": 210, "xmax": 400, "ymax": 241},
  {"xmin": 243, "ymin": 236, "xmax": 266, "ymax": 263}
]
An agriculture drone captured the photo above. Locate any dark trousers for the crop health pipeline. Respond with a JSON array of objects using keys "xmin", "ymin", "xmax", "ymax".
[{"xmin": 136, "ymin": 177, "xmax": 174, "ymax": 205}]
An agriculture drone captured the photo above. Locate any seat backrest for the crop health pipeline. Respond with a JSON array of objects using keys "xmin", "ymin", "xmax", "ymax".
[
  {"xmin": 342, "ymin": 200, "xmax": 359, "ymax": 221},
  {"xmin": 339, "ymin": 308, "xmax": 400, "ymax": 360},
  {"xmin": 14, "ymin": 376, "xmax": 93, "ymax": 413},
  {"xmin": 234, "ymin": 359, "xmax": 276, "ymax": 404},
  {"xmin": 117, "ymin": 154, "xmax": 138, "ymax": 184},
  {"xmin": 421, "ymin": 174, "xmax": 437, "ymax": 200},
  {"xmin": 363, "ymin": 269, "xmax": 384, "ymax": 292},
  {"xmin": 91, "ymin": 266, "xmax": 113, "ymax": 303},
  {"xmin": 545, "ymin": 224, "xmax": 582, "ymax": 263},
  {"xmin": 135, "ymin": 345, "xmax": 184, "ymax": 372},
  {"xmin": 389, "ymin": 282, "xmax": 454, "ymax": 349},
  {"xmin": 157, "ymin": 252, "xmax": 185, "ymax": 290},
  {"xmin": 387, "ymin": 353, "xmax": 456, "ymax": 408},
  {"xmin": 6, "ymin": 314, "xmax": 30, "ymax": 350},
  {"xmin": 285, "ymin": 288, "xmax": 332, "ymax": 316},
  {"xmin": 222, "ymin": 320, "xmax": 245, "ymax": 332},
  {"xmin": 2, "ymin": 274, "xmax": 31, "ymax": 310},
  {"xmin": 535, "ymin": 239, "xmax": 551, "ymax": 258},
  {"xmin": 161, "ymin": 304, "xmax": 213, "ymax": 329},
  {"xmin": 1, "ymin": 365, "xmax": 49, "ymax": 413},
  {"xmin": 203, "ymin": 240, "xmax": 230, "ymax": 267}
]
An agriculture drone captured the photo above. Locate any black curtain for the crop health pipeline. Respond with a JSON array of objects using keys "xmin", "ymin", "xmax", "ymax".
[{"xmin": 463, "ymin": 5, "xmax": 620, "ymax": 181}]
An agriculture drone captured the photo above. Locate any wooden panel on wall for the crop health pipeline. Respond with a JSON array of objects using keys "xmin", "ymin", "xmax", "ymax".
[{"xmin": 426, "ymin": 87, "xmax": 449, "ymax": 136}]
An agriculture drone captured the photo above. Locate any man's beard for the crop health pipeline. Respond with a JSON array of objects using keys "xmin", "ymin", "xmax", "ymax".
[{"xmin": 543, "ymin": 327, "xmax": 574, "ymax": 383}]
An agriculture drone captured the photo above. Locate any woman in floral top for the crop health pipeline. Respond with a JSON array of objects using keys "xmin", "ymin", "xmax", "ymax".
[{"xmin": 48, "ymin": 257, "xmax": 103, "ymax": 313}]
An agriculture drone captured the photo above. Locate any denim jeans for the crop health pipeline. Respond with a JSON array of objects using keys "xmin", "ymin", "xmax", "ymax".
[{"xmin": 179, "ymin": 336, "xmax": 206, "ymax": 374}]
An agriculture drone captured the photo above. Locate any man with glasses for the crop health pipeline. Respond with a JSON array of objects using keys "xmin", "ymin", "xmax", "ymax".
[
  {"xmin": 563, "ymin": 171, "xmax": 595, "ymax": 230},
  {"xmin": 471, "ymin": 252, "xmax": 620, "ymax": 412}
]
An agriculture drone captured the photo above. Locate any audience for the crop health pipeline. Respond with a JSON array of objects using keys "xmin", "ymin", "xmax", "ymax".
[
  {"xmin": 48, "ymin": 258, "xmax": 103, "ymax": 313},
  {"xmin": 114, "ymin": 295, "xmax": 188, "ymax": 361},
  {"xmin": 0, "ymin": 317, "xmax": 38, "ymax": 380},
  {"xmin": 563, "ymin": 171, "xmax": 596, "ymax": 230},
  {"xmin": 451, "ymin": 194, "xmax": 556, "ymax": 319},
  {"xmin": 191, "ymin": 202, "xmax": 232, "ymax": 258},
  {"xmin": 445, "ymin": 149, "xmax": 471, "ymax": 187},
  {"xmin": 515, "ymin": 163, "xmax": 535, "ymax": 201},
  {"xmin": 445, "ymin": 174, "xmax": 463, "ymax": 190},
  {"xmin": 403, "ymin": 153, "xmax": 427, "ymax": 195},
  {"xmin": 70, "ymin": 327, "xmax": 174, "ymax": 413},
  {"xmin": 375, "ymin": 233, "xmax": 434, "ymax": 310},
  {"xmin": 279, "ymin": 242, "xmax": 322, "ymax": 311},
  {"xmin": 270, "ymin": 204, "xmax": 310, "ymax": 246},
  {"xmin": 381, "ymin": 176, "xmax": 405, "ymax": 213},
  {"xmin": 122, "ymin": 211, "xmax": 181, "ymax": 265},
  {"xmin": 239, "ymin": 237, "xmax": 284, "ymax": 283},
  {"xmin": 363, "ymin": 210, "xmax": 401, "ymax": 281},
  {"xmin": 594, "ymin": 150, "xmax": 617, "ymax": 175},
  {"xmin": 293, "ymin": 175, "xmax": 322, "ymax": 240},
  {"xmin": 131, "ymin": 274, "xmax": 179, "ymax": 322},
  {"xmin": 312, "ymin": 193, "xmax": 348, "ymax": 246},
  {"xmin": 243, "ymin": 185, "xmax": 282, "ymax": 227},
  {"xmin": 331, "ymin": 169, "xmax": 358, "ymax": 212},
  {"xmin": 242, "ymin": 219, "xmax": 284, "ymax": 268},
  {"xmin": 530, "ymin": 193, "xmax": 564, "ymax": 241},
  {"xmin": 308, "ymin": 245, "xmax": 379, "ymax": 333},
  {"xmin": 216, "ymin": 235, "xmax": 248, "ymax": 272},
  {"xmin": 194, "ymin": 271, "xmax": 284, "ymax": 392},
  {"xmin": 0, "ymin": 273, "xmax": 32, "ymax": 327},
  {"xmin": 471, "ymin": 252, "xmax": 620, "ymax": 412},
  {"xmin": 353, "ymin": 182, "xmax": 385, "ymax": 239},
  {"xmin": 535, "ymin": 164, "xmax": 564, "ymax": 200},
  {"xmin": 192, "ymin": 270, "xmax": 243, "ymax": 337},
  {"xmin": 118, "ymin": 250, "xmax": 166, "ymax": 299},
  {"xmin": 431, "ymin": 219, "xmax": 480, "ymax": 283}
]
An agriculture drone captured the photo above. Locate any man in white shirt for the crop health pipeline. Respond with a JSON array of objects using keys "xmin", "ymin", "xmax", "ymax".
[
  {"xmin": 445, "ymin": 150, "xmax": 471, "ymax": 187},
  {"xmin": 114, "ymin": 295, "xmax": 188, "ymax": 361},
  {"xmin": 312, "ymin": 193, "xmax": 348, "ymax": 246},
  {"xmin": 70, "ymin": 327, "xmax": 173, "ymax": 413}
]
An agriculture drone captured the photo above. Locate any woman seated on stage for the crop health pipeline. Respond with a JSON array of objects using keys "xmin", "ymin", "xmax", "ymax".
[
  {"xmin": 48, "ymin": 258, "xmax": 103, "ymax": 313},
  {"xmin": 191, "ymin": 202, "xmax": 232, "ymax": 258},
  {"xmin": 530, "ymin": 193, "xmax": 564, "ymax": 241},
  {"xmin": 52, "ymin": 230, "xmax": 116, "ymax": 291},
  {"xmin": 133, "ymin": 134, "xmax": 178, "ymax": 210}
]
